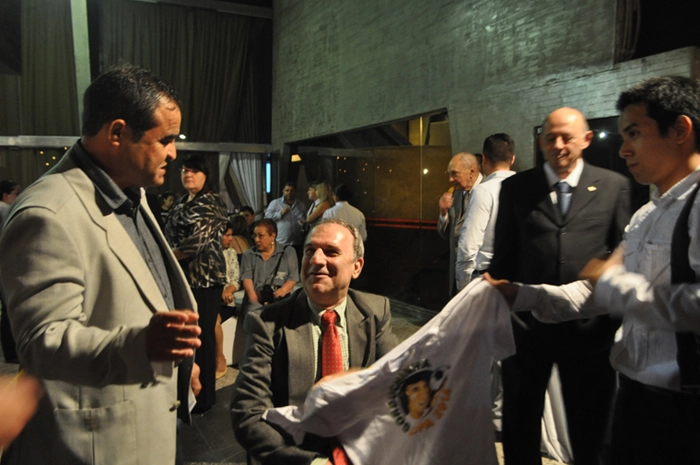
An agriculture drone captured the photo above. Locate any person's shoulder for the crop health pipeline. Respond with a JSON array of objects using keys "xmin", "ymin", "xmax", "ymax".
[
  {"xmin": 199, "ymin": 191, "xmax": 226, "ymax": 207},
  {"xmin": 242, "ymin": 246, "xmax": 258, "ymax": 257},
  {"xmin": 347, "ymin": 289, "xmax": 389, "ymax": 312},
  {"xmin": 11, "ymin": 169, "xmax": 81, "ymax": 217},
  {"xmin": 349, "ymin": 203, "xmax": 364, "ymax": 215},
  {"xmin": 266, "ymin": 197, "xmax": 282, "ymax": 208},
  {"xmin": 500, "ymin": 167, "xmax": 539, "ymax": 190}
]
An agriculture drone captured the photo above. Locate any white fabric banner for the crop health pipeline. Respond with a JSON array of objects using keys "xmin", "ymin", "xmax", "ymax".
[{"xmin": 264, "ymin": 279, "xmax": 515, "ymax": 465}]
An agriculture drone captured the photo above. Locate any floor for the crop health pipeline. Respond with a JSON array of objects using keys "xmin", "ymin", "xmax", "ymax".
[{"xmin": 0, "ymin": 307, "xmax": 564, "ymax": 465}]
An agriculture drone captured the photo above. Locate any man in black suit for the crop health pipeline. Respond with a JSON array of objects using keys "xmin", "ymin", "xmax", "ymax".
[
  {"xmin": 489, "ymin": 107, "xmax": 631, "ymax": 465},
  {"xmin": 231, "ymin": 219, "xmax": 397, "ymax": 464},
  {"xmin": 438, "ymin": 152, "xmax": 482, "ymax": 296}
]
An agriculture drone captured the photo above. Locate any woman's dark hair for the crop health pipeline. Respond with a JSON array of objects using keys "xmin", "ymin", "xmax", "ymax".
[
  {"xmin": 228, "ymin": 215, "xmax": 251, "ymax": 239},
  {"xmin": 182, "ymin": 154, "xmax": 215, "ymax": 197},
  {"xmin": 253, "ymin": 218, "xmax": 277, "ymax": 236}
]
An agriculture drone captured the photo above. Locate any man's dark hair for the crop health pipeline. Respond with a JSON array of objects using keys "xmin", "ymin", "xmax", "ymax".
[
  {"xmin": 82, "ymin": 66, "xmax": 181, "ymax": 141},
  {"xmin": 284, "ymin": 182, "xmax": 296, "ymax": 189},
  {"xmin": 482, "ymin": 133, "xmax": 515, "ymax": 165},
  {"xmin": 183, "ymin": 154, "xmax": 216, "ymax": 197},
  {"xmin": 240, "ymin": 205, "xmax": 254, "ymax": 215},
  {"xmin": 616, "ymin": 76, "xmax": 700, "ymax": 152},
  {"xmin": 0, "ymin": 180, "xmax": 19, "ymax": 197},
  {"xmin": 254, "ymin": 218, "xmax": 278, "ymax": 236},
  {"xmin": 228, "ymin": 215, "xmax": 251, "ymax": 238},
  {"xmin": 334, "ymin": 184, "xmax": 353, "ymax": 202}
]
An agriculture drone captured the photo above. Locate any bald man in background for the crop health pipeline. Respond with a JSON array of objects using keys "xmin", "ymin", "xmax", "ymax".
[
  {"xmin": 438, "ymin": 152, "xmax": 482, "ymax": 296},
  {"xmin": 489, "ymin": 108, "xmax": 631, "ymax": 465}
]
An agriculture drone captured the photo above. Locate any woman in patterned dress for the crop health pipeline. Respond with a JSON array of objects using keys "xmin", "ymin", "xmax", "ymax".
[{"xmin": 165, "ymin": 154, "xmax": 227, "ymax": 414}]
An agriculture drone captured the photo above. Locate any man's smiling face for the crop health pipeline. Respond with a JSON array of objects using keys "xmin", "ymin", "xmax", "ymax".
[{"xmin": 301, "ymin": 223, "xmax": 364, "ymax": 308}]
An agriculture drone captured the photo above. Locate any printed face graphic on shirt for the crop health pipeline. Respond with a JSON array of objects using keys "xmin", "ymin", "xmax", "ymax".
[
  {"xmin": 405, "ymin": 379, "xmax": 432, "ymax": 420},
  {"xmin": 388, "ymin": 361, "xmax": 451, "ymax": 435}
]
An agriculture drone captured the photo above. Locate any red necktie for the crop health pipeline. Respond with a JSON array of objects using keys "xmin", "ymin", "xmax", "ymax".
[
  {"xmin": 322, "ymin": 310, "xmax": 343, "ymax": 377},
  {"xmin": 321, "ymin": 310, "xmax": 352, "ymax": 465}
]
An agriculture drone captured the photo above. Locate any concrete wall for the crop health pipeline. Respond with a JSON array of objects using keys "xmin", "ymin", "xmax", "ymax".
[{"xmin": 271, "ymin": 0, "xmax": 700, "ymax": 170}]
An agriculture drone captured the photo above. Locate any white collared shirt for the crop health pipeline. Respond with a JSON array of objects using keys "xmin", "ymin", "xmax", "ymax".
[
  {"xmin": 595, "ymin": 167, "xmax": 700, "ymax": 391},
  {"xmin": 456, "ymin": 170, "xmax": 516, "ymax": 290}
]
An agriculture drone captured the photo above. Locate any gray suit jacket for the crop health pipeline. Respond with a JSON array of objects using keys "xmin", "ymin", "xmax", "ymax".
[
  {"xmin": 230, "ymin": 288, "xmax": 397, "ymax": 465},
  {"xmin": 0, "ymin": 146, "xmax": 196, "ymax": 465}
]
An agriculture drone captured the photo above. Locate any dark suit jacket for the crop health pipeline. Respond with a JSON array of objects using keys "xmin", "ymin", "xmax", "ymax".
[
  {"xmin": 489, "ymin": 163, "xmax": 631, "ymax": 356},
  {"xmin": 230, "ymin": 288, "xmax": 398, "ymax": 465}
]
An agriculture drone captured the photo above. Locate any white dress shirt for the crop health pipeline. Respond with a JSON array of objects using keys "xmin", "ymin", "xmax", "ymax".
[
  {"xmin": 596, "ymin": 167, "xmax": 700, "ymax": 391},
  {"xmin": 322, "ymin": 200, "xmax": 368, "ymax": 241},
  {"xmin": 455, "ymin": 170, "xmax": 516, "ymax": 290}
]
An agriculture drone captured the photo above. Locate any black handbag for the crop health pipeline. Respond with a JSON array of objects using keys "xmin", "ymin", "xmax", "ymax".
[{"xmin": 257, "ymin": 246, "xmax": 288, "ymax": 304}]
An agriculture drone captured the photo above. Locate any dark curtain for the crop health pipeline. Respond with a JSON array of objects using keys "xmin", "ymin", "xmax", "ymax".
[
  {"xmin": 0, "ymin": 0, "xmax": 79, "ymax": 137},
  {"xmin": 100, "ymin": 0, "xmax": 262, "ymax": 143}
]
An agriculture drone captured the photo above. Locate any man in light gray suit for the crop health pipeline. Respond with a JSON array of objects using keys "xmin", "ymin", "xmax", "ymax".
[
  {"xmin": 0, "ymin": 66, "xmax": 202, "ymax": 465},
  {"xmin": 437, "ymin": 152, "xmax": 482, "ymax": 296},
  {"xmin": 231, "ymin": 219, "xmax": 397, "ymax": 464}
]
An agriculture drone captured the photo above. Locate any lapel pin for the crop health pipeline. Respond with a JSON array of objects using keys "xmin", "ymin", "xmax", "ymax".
[{"xmin": 587, "ymin": 186, "xmax": 597, "ymax": 192}]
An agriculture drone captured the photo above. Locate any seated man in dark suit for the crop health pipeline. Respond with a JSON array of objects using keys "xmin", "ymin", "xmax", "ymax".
[{"xmin": 231, "ymin": 218, "xmax": 398, "ymax": 465}]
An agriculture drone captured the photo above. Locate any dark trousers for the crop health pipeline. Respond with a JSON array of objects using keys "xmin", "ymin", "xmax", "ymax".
[
  {"xmin": 191, "ymin": 286, "xmax": 222, "ymax": 412},
  {"xmin": 609, "ymin": 374, "xmax": 700, "ymax": 465},
  {"xmin": 502, "ymin": 349, "xmax": 615, "ymax": 465},
  {"xmin": 0, "ymin": 293, "xmax": 17, "ymax": 362}
]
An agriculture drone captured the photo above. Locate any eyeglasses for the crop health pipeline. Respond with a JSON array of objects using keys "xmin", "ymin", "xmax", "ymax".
[
  {"xmin": 252, "ymin": 233, "xmax": 270, "ymax": 239},
  {"xmin": 181, "ymin": 168, "xmax": 201, "ymax": 174}
]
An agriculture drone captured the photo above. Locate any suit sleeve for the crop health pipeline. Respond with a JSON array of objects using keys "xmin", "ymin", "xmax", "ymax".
[
  {"xmin": 231, "ymin": 311, "xmax": 321, "ymax": 465},
  {"xmin": 375, "ymin": 297, "xmax": 398, "ymax": 359},
  {"xmin": 0, "ymin": 207, "xmax": 156, "ymax": 386},
  {"xmin": 488, "ymin": 180, "xmax": 517, "ymax": 281},
  {"xmin": 609, "ymin": 175, "xmax": 632, "ymax": 249}
]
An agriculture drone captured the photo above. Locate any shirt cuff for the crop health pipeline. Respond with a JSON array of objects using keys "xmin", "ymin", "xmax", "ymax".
[
  {"xmin": 311, "ymin": 457, "xmax": 330, "ymax": 465},
  {"xmin": 593, "ymin": 264, "xmax": 626, "ymax": 318}
]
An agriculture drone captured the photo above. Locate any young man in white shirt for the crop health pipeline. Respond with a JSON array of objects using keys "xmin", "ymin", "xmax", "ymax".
[
  {"xmin": 456, "ymin": 134, "xmax": 516, "ymax": 291},
  {"xmin": 489, "ymin": 76, "xmax": 700, "ymax": 464}
]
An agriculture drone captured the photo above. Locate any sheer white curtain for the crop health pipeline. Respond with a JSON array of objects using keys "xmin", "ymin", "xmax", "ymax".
[{"xmin": 219, "ymin": 151, "xmax": 266, "ymax": 216}]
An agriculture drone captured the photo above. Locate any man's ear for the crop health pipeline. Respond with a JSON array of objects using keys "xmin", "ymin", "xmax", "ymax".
[
  {"xmin": 672, "ymin": 115, "xmax": 694, "ymax": 146},
  {"xmin": 352, "ymin": 257, "xmax": 364, "ymax": 279},
  {"xmin": 581, "ymin": 130, "xmax": 594, "ymax": 150},
  {"xmin": 107, "ymin": 119, "xmax": 128, "ymax": 147}
]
